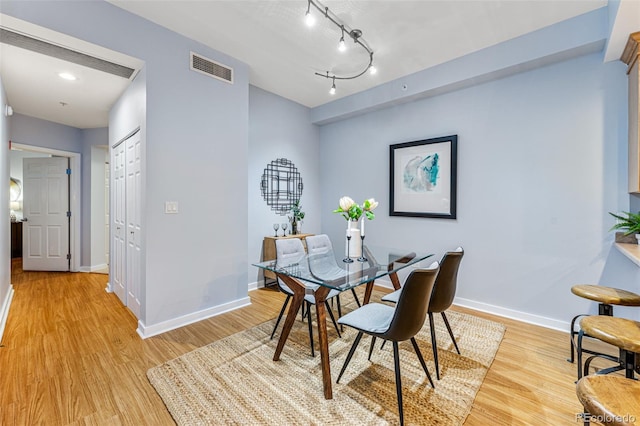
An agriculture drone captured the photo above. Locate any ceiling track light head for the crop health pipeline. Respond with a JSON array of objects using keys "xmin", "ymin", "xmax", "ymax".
[{"xmin": 306, "ymin": 0, "xmax": 375, "ymax": 89}]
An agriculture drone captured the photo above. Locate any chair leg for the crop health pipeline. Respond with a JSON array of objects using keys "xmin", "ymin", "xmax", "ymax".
[
  {"xmin": 336, "ymin": 295, "xmax": 343, "ymax": 332},
  {"xmin": 428, "ymin": 313, "xmax": 440, "ymax": 380},
  {"xmin": 381, "ymin": 340, "xmax": 387, "ymax": 350},
  {"xmin": 410, "ymin": 337, "xmax": 435, "ymax": 388},
  {"xmin": 351, "ymin": 288, "xmax": 361, "ymax": 307},
  {"xmin": 270, "ymin": 295, "xmax": 291, "ymax": 339},
  {"xmin": 392, "ymin": 341, "xmax": 404, "ymax": 426},
  {"xmin": 325, "ymin": 301, "xmax": 342, "ymax": 338},
  {"xmin": 307, "ymin": 302, "xmax": 315, "ymax": 357},
  {"xmin": 337, "ymin": 331, "xmax": 364, "ymax": 383},
  {"xmin": 368, "ymin": 336, "xmax": 377, "ymax": 361},
  {"xmin": 441, "ymin": 312, "xmax": 460, "ymax": 354}
]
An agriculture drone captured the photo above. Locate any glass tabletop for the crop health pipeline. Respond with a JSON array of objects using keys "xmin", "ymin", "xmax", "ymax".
[{"xmin": 253, "ymin": 244, "xmax": 434, "ymax": 291}]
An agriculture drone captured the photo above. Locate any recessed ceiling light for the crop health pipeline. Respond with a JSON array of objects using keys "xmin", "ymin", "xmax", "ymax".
[{"xmin": 58, "ymin": 72, "xmax": 77, "ymax": 81}]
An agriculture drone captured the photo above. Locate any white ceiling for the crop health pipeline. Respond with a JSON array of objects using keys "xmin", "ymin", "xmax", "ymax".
[{"xmin": 0, "ymin": 0, "xmax": 635, "ymax": 129}]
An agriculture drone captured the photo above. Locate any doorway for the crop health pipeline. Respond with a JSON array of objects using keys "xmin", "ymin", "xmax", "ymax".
[{"xmin": 10, "ymin": 143, "xmax": 81, "ymax": 272}]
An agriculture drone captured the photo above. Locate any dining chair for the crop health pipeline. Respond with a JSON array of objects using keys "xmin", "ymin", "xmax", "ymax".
[
  {"xmin": 381, "ymin": 247, "xmax": 464, "ymax": 380},
  {"xmin": 270, "ymin": 238, "xmax": 342, "ymax": 357},
  {"xmin": 336, "ymin": 262, "xmax": 439, "ymax": 426},
  {"xmin": 305, "ymin": 234, "xmax": 362, "ymax": 313}
]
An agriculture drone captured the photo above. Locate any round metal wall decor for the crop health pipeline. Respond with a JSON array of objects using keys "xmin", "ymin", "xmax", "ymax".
[{"xmin": 260, "ymin": 158, "xmax": 303, "ymax": 215}]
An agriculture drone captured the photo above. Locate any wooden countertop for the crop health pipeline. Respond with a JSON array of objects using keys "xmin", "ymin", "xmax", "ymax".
[{"xmin": 615, "ymin": 243, "xmax": 640, "ymax": 267}]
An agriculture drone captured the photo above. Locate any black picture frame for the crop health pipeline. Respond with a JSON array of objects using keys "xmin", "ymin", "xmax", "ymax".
[{"xmin": 389, "ymin": 135, "xmax": 457, "ymax": 219}]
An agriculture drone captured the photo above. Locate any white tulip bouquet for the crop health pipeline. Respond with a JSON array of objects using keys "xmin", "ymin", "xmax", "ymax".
[{"xmin": 333, "ymin": 196, "xmax": 379, "ymax": 221}]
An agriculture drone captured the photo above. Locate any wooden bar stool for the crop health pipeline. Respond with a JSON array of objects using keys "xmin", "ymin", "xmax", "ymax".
[
  {"xmin": 576, "ymin": 375, "xmax": 640, "ymax": 426},
  {"xmin": 569, "ymin": 285, "xmax": 640, "ymax": 369},
  {"xmin": 577, "ymin": 315, "xmax": 640, "ymax": 380}
]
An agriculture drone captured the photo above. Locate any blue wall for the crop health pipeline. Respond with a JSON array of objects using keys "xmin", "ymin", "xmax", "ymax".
[
  {"xmin": 3, "ymin": 0, "xmax": 250, "ymax": 334},
  {"xmin": 248, "ymin": 86, "xmax": 321, "ymax": 286},
  {"xmin": 318, "ymin": 51, "xmax": 634, "ymax": 329},
  {"xmin": 10, "ymin": 113, "xmax": 82, "ymax": 152}
]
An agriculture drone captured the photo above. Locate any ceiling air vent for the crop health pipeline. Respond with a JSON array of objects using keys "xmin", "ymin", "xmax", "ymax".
[
  {"xmin": 0, "ymin": 28, "xmax": 135, "ymax": 79},
  {"xmin": 190, "ymin": 52, "xmax": 233, "ymax": 84}
]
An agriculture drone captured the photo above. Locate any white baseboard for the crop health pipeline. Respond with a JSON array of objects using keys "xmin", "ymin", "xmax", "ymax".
[
  {"xmin": 79, "ymin": 263, "xmax": 108, "ymax": 273},
  {"xmin": 453, "ymin": 296, "xmax": 569, "ymax": 332},
  {"xmin": 248, "ymin": 281, "xmax": 259, "ymax": 291},
  {"xmin": 0, "ymin": 285, "xmax": 15, "ymax": 343},
  {"xmin": 374, "ymin": 278, "xmax": 393, "ymax": 290},
  {"xmin": 136, "ymin": 296, "xmax": 252, "ymax": 339}
]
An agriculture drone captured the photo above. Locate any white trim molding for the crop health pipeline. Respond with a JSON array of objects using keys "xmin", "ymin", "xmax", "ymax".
[
  {"xmin": 0, "ymin": 285, "xmax": 15, "ymax": 343},
  {"xmin": 453, "ymin": 296, "xmax": 568, "ymax": 332},
  {"xmin": 136, "ymin": 296, "xmax": 252, "ymax": 339},
  {"xmin": 79, "ymin": 264, "xmax": 108, "ymax": 273}
]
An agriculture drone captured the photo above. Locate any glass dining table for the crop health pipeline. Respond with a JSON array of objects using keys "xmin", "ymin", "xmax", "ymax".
[{"xmin": 253, "ymin": 243, "xmax": 434, "ymax": 399}]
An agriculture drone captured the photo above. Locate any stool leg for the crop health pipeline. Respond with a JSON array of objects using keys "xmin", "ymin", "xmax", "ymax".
[
  {"xmin": 568, "ymin": 314, "xmax": 581, "ymax": 363},
  {"xmin": 568, "ymin": 305, "xmax": 613, "ymax": 364},
  {"xmin": 582, "ymin": 412, "xmax": 590, "ymax": 426},
  {"xmin": 577, "ymin": 329, "xmax": 585, "ymax": 380},
  {"xmin": 623, "ymin": 350, "xmax": 635, "ymax": 379},
  {"xmin": 598, "ymin": 303, "xmax": 613, "ymax": 316}
]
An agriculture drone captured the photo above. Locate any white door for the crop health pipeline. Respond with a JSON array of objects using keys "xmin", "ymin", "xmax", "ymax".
[
  {"xmin": 125, "ymin": 131, "xmax": 142, "ymax": 317},
  {"xmin": 22, "ymin": 157, "xmax": 70, "ymax": 271},
  {"xmin": 112, "ymin": 142, "xmax": 126, "ymax": 304}
]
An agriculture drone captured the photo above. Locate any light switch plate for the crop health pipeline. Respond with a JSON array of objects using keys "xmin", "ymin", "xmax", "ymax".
[{"xmin": 165, "ymin": 201, "xmax": 179, "ymax": 214}]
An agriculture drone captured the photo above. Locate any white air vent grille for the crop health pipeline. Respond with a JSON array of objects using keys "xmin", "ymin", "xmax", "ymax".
[
  {"xmin": 190, "ymin": 52, "xmax": 233, "ymax": 84},
  {"xmin": 0, "ymin": 28, "xmax": 135, "ymax": 79}
]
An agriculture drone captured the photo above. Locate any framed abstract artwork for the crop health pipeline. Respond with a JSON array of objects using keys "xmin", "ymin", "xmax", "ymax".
[{"xmin": 389, "ymin": 135, "xmax": 457, "ymax": 219}]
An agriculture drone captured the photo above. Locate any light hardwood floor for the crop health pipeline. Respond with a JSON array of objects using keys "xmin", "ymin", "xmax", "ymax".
[{"xmin": 1, "ymin": 259, "xmax": 603, "ymax": 425}]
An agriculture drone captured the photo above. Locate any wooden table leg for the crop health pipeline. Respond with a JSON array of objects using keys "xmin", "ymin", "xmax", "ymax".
[
  {"xmin": 273, "ymin": 274, "xmax": 305, "ymax": 362},
  {"xmin": 313, "ymin": 286, "xmax": 333, "ymax": 399},
  {"xmin": 363, "ymin": 280, "xmax": 375, "ymax": 305},
  {"xmin": 389, "ymin": 272, "xmax": 402, "ymax": 290}
]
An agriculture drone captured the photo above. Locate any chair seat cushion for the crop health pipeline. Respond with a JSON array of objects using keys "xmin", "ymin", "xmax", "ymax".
[
  {"xmin": 381, "ymin": 289, "xmax": 401, "ymax": 303},
  {"xmin": 338, "ymin": 303, "xmax": 394, "ymax": 334}
]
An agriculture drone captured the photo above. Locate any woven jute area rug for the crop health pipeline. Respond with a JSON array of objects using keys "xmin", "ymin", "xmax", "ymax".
[{"xmin": 148, "ymin": 306, "xmax": 505, "ymax": 425}]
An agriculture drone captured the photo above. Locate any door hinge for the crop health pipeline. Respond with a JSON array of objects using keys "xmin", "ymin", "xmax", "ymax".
[
  {"xmin": 66, "ymin": 168, "xmax": 71, "ymax": 175},
  {"xmin": 67, "ymin": 211, "xmax": 71, "ymax": 217},
  {"xmin": 66, "ymin": 253, "xmax": 71, "ymax": 260}
]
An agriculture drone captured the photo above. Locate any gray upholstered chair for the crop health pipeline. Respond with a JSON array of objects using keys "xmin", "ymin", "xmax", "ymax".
[
  {"xmin": 270, "ymin": 238, "xmax": 341, "ymax": 357},
  {"xmin": 305, "ymin": 234, "xmax": 361, "ymax": 312},
  {"xmin": 382, "ymin": 247, "xmax": 464, "ymax": 380},
  {"xmin": 336, "ymin": 262, "xmax": 439, "ymax": 426}
]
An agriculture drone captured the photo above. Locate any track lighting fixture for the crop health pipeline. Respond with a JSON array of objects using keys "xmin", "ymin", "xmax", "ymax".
[
  {"xmin": 338, "ymin": 27, "xmax": 346, "ymax": 52},
  {"xmin": 303, "ymin": 0, "xmax": 376, "ymax": 95},
  {"xmin": 305, "ymin": 8, "xmax": 315, "ymax": 26}
]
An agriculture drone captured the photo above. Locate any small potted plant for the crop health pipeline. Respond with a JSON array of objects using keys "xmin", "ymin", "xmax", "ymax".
[
  {"xmin": 289, "ymin": 200, "xmax": 305, "ymax": 235},
  {"xmin": 609, "ymin": 211, "xmax": 640, "ymax": 244}
]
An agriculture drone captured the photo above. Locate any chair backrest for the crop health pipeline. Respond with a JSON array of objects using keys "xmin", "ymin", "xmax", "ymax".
[
  {"xmin": 275, "ymin": 238, "xmax": 306, "ymax": 291},
  {"xmin": 305, "ymin": 234, "xmax": 332, "ymax": 255},
  {"xmin": 382, "ymin": 262, "xmax": 439, "ymax": 342},
  {"xmin": 429, "ymin": 247, "xmax": 464, "ymax": 314}
]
